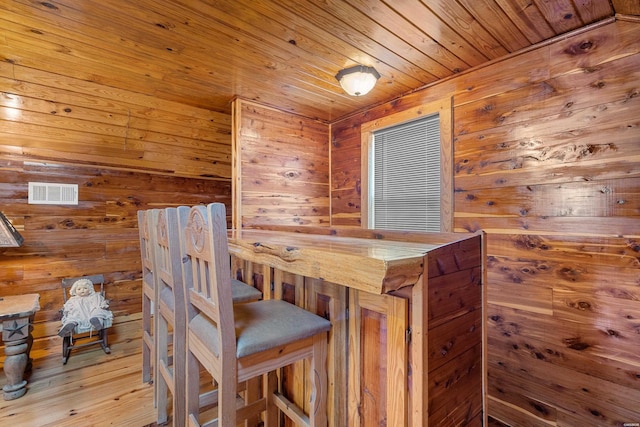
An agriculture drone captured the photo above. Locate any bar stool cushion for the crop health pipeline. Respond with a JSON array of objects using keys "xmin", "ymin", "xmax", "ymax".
[
  {"xmin": 160, "ymin": 279, "xmax": 259, "ymax": 314},
  {"xmin": 159, "ymin": 286, "xmax": 174, "ymax": 311},
  {"xmin": 231, "ymin": 279, "xmax": 263, "ymax": 303},
  {"xmin": 190, "ymin": 299, "xmax": 331, "ymax": 359}
]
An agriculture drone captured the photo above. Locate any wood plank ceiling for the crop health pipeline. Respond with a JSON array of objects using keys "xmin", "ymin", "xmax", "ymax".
[{"xmin": 2, "ymin": 0, "xmax": 638, "ymax": 122}]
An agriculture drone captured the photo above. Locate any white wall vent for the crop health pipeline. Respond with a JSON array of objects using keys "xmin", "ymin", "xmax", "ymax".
[{"xmin": 28, "ymin": 182, "xmax": 79, "ymax": 205}]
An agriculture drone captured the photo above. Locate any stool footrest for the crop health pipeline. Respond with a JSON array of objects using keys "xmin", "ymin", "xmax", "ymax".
[{"xmin": 273, "ymin": 391, "xmax": 310, "ymax": 427}]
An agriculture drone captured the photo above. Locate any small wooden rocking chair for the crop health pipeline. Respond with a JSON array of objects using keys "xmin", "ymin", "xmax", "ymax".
[{"xmin": 60, "ymin": 274, "xmax": 112, "ymax": 364}]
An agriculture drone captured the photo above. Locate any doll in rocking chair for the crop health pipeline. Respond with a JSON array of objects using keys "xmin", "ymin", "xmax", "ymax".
[{"xmin": 58, "ymin": 278, "xmax": 113, "ymax": 337}]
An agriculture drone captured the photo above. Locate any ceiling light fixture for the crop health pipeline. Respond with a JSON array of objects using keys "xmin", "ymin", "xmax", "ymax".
[{"xmin": 335, "ymin": 65, "xmax": 380, "ymax": 96}]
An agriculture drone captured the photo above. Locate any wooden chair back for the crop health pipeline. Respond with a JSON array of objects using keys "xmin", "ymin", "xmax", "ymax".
[
  {"xmin": 181, "ymin": 203, "xmax": 237, "ymax": 363},
  {"xmin": 137, "ymin": 210, "xmax": 157, "ymax": 295},
  {"xmin": 137, "ymin": 209, "xmax": 158, "ymax": 384},
  {"xmin": 156, "ymin": 207, "xmax": 187, "ymax": 326},
  {"xmin": 153, "ymin": 207, "xmax": 189, "ymax": 424}
]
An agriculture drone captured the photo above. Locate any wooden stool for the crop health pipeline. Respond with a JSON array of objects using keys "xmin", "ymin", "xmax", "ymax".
[
  {"xmin": 181, "ymin": 203, "xmax": 331, "ymax": 427},
  {"xmin": 0, "ymin": 294, "xmax": 40, "ymax": 400},
  {"xmin": 154, "ymin": 207, "xmax": 188, "ymax": 425},
  {"xmin": 153, "ymin": 207, "xmax": 263, "ymax": 425},
  {"xmin": 137, "ymin": 209, "xmax": 159, "ymax": 387}
]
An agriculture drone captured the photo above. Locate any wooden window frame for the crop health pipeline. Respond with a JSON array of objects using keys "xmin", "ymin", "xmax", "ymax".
[{"xmin": 360, "ymin": 97, "xmax": 453, "ymax": 232}]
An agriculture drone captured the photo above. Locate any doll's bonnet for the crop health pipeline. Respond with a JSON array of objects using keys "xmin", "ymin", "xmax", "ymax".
[{"xmin": 69, "ymin": 278, "xmax": 96, "ymax": 296}]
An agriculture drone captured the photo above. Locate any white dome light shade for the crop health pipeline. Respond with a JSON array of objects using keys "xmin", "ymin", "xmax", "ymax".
[{"xmin": 335, "ymin": 65, "xmax": 381, "ymax": 96}]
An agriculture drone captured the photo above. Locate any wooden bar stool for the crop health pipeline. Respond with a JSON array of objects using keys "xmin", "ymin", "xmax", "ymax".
[
  {"xmin": 154, "ymin": 207, "xmax": 188, "ymax": 425},
  {"xmin": 137, "ymin": 209, "xmax": 159, "ymax": 388},
  {"xmin": 153, "ymin": 207, "xmax": 263, "ymax": 425},
  {"xmin": 181, "ymin": 203, "xmax": 331, "ymax": 427}
]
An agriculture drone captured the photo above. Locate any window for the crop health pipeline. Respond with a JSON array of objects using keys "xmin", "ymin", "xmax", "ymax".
[
  {"xmin": 361, "ymin": 98, "xmax": 452, "ymax": 232},
  {"xmin": 372, "ymin": 115, "xmax": 440, "ymax": 231}
]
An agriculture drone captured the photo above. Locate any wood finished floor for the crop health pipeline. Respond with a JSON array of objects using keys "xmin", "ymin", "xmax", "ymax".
[
  {"xmin": 1, "ymin": 330, "xmax": 510, "ymax": 426},
  {"xmin": 0, "ymin": 336, "xmax": 158, "ymax": 427}
]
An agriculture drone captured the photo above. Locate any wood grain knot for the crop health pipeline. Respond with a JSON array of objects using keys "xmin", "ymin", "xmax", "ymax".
[{"xmin": 252, "ymin": 242, "xmax": 300, "ymax": 261}]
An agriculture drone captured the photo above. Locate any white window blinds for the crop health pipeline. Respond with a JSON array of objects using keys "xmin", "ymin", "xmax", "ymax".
[{"xmin": 372, "ymin": 114, "xmax": 441, "ymax": 232}]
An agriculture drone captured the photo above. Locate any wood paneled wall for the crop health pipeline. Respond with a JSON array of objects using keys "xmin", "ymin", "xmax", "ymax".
[
  {"xmin": 331, "ymin": 19, "xmax": 640, "ymax": 426},
  {"xmin": 232, "ymin": 98, "xmax": 330, "ymax": 228},
  {"xmin": 0, "ymin": 61, "xmax": 232, "ymax": 360}
]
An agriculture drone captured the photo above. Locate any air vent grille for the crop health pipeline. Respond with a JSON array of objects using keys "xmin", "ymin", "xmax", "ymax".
[{"xmin": 28, "ymin": 182, "xmax": 79, "ymax": 205}]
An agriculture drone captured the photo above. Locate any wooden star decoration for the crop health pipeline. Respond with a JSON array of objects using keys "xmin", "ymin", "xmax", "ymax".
[{"xmin": 5, "ymin": 320, "xmax": 28, "ymax": 338}]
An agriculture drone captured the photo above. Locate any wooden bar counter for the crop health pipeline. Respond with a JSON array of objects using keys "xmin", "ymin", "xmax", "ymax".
[{"xmin": 228, "ymin": 226, "xmax": 485, "ymax": 427}]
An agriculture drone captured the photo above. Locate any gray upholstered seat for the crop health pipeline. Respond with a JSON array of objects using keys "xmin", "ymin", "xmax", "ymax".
[
  {"xmin": 190, "ymin": 299, "xmax": 331, "ymax": 359},
  {"xmin": 160, "ymin": 277, "xmax": 259, "ymax": 311},
  {"xmin": 231, "ymin": 278, "xmax": 263, "ymax": 303},
  {"xmin": 158, "ymin": 286, "xmax": 174, "ymax": 311}
]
